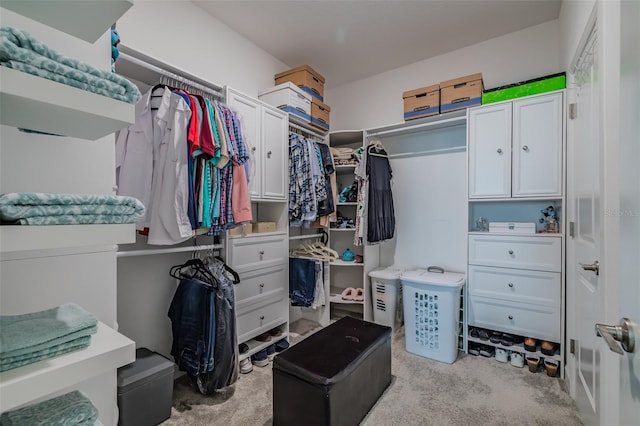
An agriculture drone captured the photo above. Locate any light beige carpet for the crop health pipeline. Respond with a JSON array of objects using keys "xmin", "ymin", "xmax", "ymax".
[{"xmin": 161, "ymin": 318, "xmax": 582, "ymax": 426}]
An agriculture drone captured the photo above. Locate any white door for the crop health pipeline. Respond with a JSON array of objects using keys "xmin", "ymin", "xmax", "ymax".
[
  {"xmin": 467, "ymin": 103, "xmax": 512, "ymax": 198},
  {"xmin": 512, "ymin": 92, "xmax": 563, "ymax": 198},
  {"xmin": 227, "ymin": 88, "xmax": 262, "ymax": 199},
  {"xmin": 567, "ymin": 12, "xmax": 602, "ymax": 425},
  {"xmin": 617, "ymin": 0, "xmax": 640, "ymax": 421},
  {"xmin": 260, "ymin": 105, "xmax": 287, "ymax": 199}
]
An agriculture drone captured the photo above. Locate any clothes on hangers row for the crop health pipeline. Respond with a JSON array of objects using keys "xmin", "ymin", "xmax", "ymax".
[
  {"xmin": 353, "ymin": 141, "xmax": 396, "ymax": 245},
  {"xmin": 288, "ymin": 133, "xmax": 337, "ymax": 227},
  {"xmin": 116, "ymin": 85, "xmax": 252, "ymax": 245}
]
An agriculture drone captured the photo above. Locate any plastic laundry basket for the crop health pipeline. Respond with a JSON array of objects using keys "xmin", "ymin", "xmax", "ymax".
[
  {"xmin": 400, "ymin": 267, "xmax": 465, "ymax": 364},
  {"xmin": 368, "ymin": 266, "xmax": 404, "ymax": 330}
]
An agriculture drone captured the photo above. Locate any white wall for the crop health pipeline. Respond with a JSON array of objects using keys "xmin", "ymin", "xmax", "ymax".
[
  {"xmin": 326, "ymin": 20, "xmax": 561, "ymax": 131},
  {"xmin": 559, "ymin": 0, "xmax": 596, "ymax": 71},
  {"xmin": 115, "ymin": 0, "xmax": 288, "ymax": 98}
]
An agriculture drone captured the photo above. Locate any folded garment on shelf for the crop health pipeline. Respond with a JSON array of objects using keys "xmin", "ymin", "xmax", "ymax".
[
  {"xmin": 0, "ymin": 390, "xmax": 98, "ymax": 426},
  {"xmin": 0, "ymin": 26, "xmax": 142, "ymax": 104},
  {"xmin": 0, "ymin": 303, "xmax": 98, "ymax": 372},
  {"xmin": 0, "ymin": 192, "xmax": 145, "ymax": 225}
]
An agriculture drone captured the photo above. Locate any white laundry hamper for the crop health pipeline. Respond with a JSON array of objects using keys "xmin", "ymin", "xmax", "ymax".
[
  {"xmin": 401, "ymin": 267, "xmax": 465, "ymax": 364},
  {"xmin": 368, "ymin": 266, "xmax": 405, "ymax": 330}
]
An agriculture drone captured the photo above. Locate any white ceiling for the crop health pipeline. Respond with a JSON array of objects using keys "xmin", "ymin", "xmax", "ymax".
[{"xmin": 194, "ymin": 0, "xmax": 562, "ymax": 89}]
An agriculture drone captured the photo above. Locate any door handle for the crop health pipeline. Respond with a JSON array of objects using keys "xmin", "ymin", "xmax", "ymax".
[
  {"xmin": 595, "ymin": 318, "xmax": 635, "ymax": 354},
  {"xmin": 580, "ymin": 260, "xmax": 599, "ymax": 275}
]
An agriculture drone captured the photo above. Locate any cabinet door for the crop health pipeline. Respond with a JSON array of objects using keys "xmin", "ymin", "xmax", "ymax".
[
  {"xmin": 261, "ymin": 105, "xmax": 287, "ymax": 199},
  {"xmin": 227, "ymin": 89, "xmax": 262, "ymax": 199},
  {"xmin": 512, "ymin": 92, "xmax": 563, "ymax": 197},
  {"xmin": 468, "ymin": 103, "xmax": 512, "ymax": 198}
]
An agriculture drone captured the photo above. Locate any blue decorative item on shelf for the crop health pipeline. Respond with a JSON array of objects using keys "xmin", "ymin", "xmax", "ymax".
[
  {"xmin": 341, "ymin": 248, "xmax": 355, "ymax": 262},
  {"xmin": 111, "ymin": 28, "xmax": 120, "ymax": 73}
]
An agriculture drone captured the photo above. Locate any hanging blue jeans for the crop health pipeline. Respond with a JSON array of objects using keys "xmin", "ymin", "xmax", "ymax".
[
  {"xmin": 168, "ymin": 278, "xmax": 215, "ymax": 376},
  {"xmin": 289, "ymin": 258, "xmax": 317, "ymax": 307}
]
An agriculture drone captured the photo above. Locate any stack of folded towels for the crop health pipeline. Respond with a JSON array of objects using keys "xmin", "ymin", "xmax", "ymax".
[
  {"xmin": 0, "ymin": 192, "xmax": 145, "ymax": 226},
  {"xmin": 0, "ymin": 303, "xmax": 98, "ymax": 372},
  {"xmin": 0, "ymin": 390, "xmax": 101, "ymax": 426}
]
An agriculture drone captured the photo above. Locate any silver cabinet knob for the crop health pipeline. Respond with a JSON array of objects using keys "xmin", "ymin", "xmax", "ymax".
[
  {"xmin": 522, "ymin": 145, "xmax": 529, "ymax": 151},
  {"xmin": 267, "ymin": 150, "xmax": 272, "ymax": 158},
  {"xmin": 259, "ymin": 283, "xmax": 265, "ymax": 288},
  {"xmin": 260, "ymin": 315, "xmax": 265, "ymax": 321},
  {"xmin": 508, "ymin": 282, "xmax": 514, "ymax": 288},
  {"xmin": 497, "ymin": 148, "xmax": 503, "ymax": 154},
  {"xmin": 508, "ymin": 315, "xmax": 514, "ymax": 320},
  {"xmin": 251, "ymin": 146, "xmax": 256, "ymax": 152},
  {"xmin": 259, "ymin": 250, "xmax": 265, "ymax": 255},
  {"xmin": 508, "ymin": 250, "xmax": 514, "ymax": 255}
]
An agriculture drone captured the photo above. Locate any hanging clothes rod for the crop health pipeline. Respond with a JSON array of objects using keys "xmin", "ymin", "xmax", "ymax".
[
  {"xmin": 118, "ymin": 50, "xmax": 224, "ymax": 99},
  {"xmin": 386, "ymin": 146, "xmax": 466, "ymax": 158},
  {"xmin": 366, "ymin": 115, "xmax": 466, "ymax": 138},
  {"xmin": 117, "ymin": 244, "xmax": 224, "ymax": 258},
  {"xmin": 289, "ymin": 234, "xmax": 324, "ymax": 241},
  {"xmin": 289, "ymin": 122, "xmax": 326, "ymax": 141}
]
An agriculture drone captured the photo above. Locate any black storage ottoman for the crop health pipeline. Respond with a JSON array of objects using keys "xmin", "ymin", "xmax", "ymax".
[{"xmin": 273, "ymin": 316, "xmax": 392, "ymax": 426}]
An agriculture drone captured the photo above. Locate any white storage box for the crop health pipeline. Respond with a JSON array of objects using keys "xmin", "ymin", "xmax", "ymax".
[
  {"xmin": 488, "ymin": 222, "xmax": 536, "ymax": 234},
  {"xmin": 401, "ymin": 268, "xmax": 465, "ymax": 364},
  {"xmin": 369, "ymin": 266, "xmax": 405, "ymax": 330},
  {"xmin": 259, "ymin": 82, "xmax": 312, "ymax": 122}
]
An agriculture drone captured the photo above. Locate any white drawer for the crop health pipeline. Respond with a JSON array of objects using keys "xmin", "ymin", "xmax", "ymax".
[
  {"xmin": 229, "ymin": 234, "xmax": 288, "ymax": 272},
  {"xmin": 468, "ymin": 296, "xmax": 561, "ymax": 342},
  {"xmin": 468, "ymin": 234, "xmax": 562, "ymax": 272},
  {"xmin": 236, "ymin": 297, "xmax": 288, "ymax": 342},
  {"xmin": 468, "ymin": 265, "xmax": 560, "ymax": 307},
  {"xmin": 235, "ymin": 263, "xmax": 287, "ymax": 304}
]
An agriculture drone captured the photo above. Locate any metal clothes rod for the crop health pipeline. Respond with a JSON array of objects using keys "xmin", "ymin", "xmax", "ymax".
[
  {"xmin": 366, "ymin": 115, "xmax": 466, "ymax": 138},
  {"xmin": 289, "ymin": 234, "xmax": 323, "ymax": 241},
  {"xmin": 118, "ymin": 52, "xmax": 224, "ymax": 99},
  {"xmin": 387, "ymin": 146, "xmax": 466, "ymax": 158},
  {"xmin": 117, "ymin": 244, "xmax": 224, "ymax": 258},
  {"xmin": 289, "ymin": 122, "xmax": 325, "ymax": 141}
]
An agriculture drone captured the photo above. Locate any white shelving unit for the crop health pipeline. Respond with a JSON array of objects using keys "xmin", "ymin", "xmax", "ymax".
[
  {"xmin": 0, "ymin": 322, "xmax": 135, "ymax": 413},
  {"xmin": 0, "ymin": 1, "xmax": 133, "ymax": 43},
  {"xmin": 0, "ymin": 224, "xmax": 136, "ymax": 253},
  {"xmin": 0, "ymin": 68, "xmax": 135, "ymax": 140}
]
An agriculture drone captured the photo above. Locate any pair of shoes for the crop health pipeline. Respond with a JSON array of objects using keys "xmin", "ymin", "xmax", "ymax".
[
  {"xmin": 544, "ymin": 358, "xmax": 559, "ymax": 377},
  {"xmin": 251, "ymin": 349, "xmax": 269, "ymax": 367},
  {"xmin": 524, "ymin": 337, "xmax": 537, "ymax": 352},
  {"xmin": 341, "ymin": 287, "xmax": 364, "ymax": 301},
  {"xmin": 268, "ymin": 327, "xmax": 283, "ymax": 337},
  {"xmin": 541, "ymin": 341, "xmax": 556, "ymax": 356},
  {"xmin": 275, "ymin": 339, "xmax": 290, "ymax": 353},
  {"xmin": 255, "ymin": 333, "xmax": 272, "ymax": 342},
  {"xmin": 526, "ymin": 355, "xmax": 540, "ymax": 373},
  {"xmin": 266, "ymin": 344, "xmax": 276, "ymax": 362},
  {"xmin": 477, "ymin": 328, "xmax": 490, "ymax": 341},
  {"xmin": 469, "ymin": 327, "xmax": 480, "ymax": 339},
  {"xmin": 240, "ymin": 358, "xmax": 253, "ymax": 374},
  {"xmin": 468, "ymin": 342, "xmax": 480, "ymax": 356},
  {"xmin": 510, "ymin": 351, "xmax": 524, "ymax": 368},
  {"xmin": 479, "ymin": 344, "xmax": 495, "ymax": 358}
]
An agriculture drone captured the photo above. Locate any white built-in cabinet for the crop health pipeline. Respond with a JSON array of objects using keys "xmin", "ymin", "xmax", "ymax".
[
  {"xmin": 468, "ymin": 92, "xmax": 563, "ymax": 199},
  {"xmin": 0, "ymin": 3, "xmax": 135, "ymax": 423},
  {"xmin": 226, "ymin": 87, "xmax": 288, "ymax": 200},
  {"xmin": 466, "ymin": 90, "xmax": 565, "ymax": 375}
]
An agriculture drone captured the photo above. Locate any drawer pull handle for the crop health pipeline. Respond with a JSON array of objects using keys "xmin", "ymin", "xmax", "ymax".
[
  {"xmin": 259, "ymin": 283, "xmax": 265, "ymax": 288},
  {"xmin": 260, "ymin": 315, "xmax": 265, "ymax": 320},
  {"xmin": 508, "ymin": 315, "xmax": 514, "ymax": 320},
  {"xmin": 497, "ymin": 148, "xmax": 503, "ymax": 154},
  {"xmin": 508, "ymin": 282, "xmax": 514, "ymax": 288},
  {"xmin": 508, "ymin": 250, "xmax": 514, "ymax": 255}
]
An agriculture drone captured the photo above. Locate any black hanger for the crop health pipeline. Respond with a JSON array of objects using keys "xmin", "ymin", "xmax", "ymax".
[
  {"xmin": 214, "ymin": 255, "xmax": 240, "ymax": 284},
  {"xmin": 170, "ymin": 258, "xmax": 219, "ymax": 288}
]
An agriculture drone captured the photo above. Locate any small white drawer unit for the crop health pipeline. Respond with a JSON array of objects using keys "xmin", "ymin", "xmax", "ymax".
[{"xmin": 467, "ymin": 234, "xmax": 562, "ymax": 342}]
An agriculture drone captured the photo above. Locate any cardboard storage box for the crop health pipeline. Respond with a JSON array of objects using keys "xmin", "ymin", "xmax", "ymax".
[
  {"xmin": 488, "ymin": 222, "xmax": 536, "ymax": 234},
  {"xmin": 482, "ymin": 72, "xmax": 566, "ymax": 104},
  {"xmin": 402, "ymin": 84, "xmax": 440, "ymax": 120},
  {"xmin": 253, "ymin": 221, "xmax": 276, "ymax": 233},
  {"xmin": 275, "ymin": 64, "xmax": 325, "ymax": 102},
  {"xmin": 228, "ymin": 223, "xmax": 253, "ymax": 236},
  {"xmin": 258, "ymin": 82, "xmax": 312, "ymax": 122},
  {"xmin": 117, "ymin": 348, "xmax": 174, "ymax": 426},
  {"xmin": 440, "ymin": 73, "xmax": 483, "ymax": 113},
  {"xmin": 310, "ymin": 99, "xmax": 330, "ymax": 131}
]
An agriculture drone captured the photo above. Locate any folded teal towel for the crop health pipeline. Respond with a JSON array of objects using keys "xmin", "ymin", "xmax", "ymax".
[
  {"xmin": 0, "ymin": 192, "xmax": 145, "ymax": 225},
  {"xmin": 0, "ymin": 390, "xmax": 98, "ymax": 426},
  {"xmin": 0, "ymin": 26, "xmax": 141, "ymax": 104},
  {"xmin": 0, "ymin": 303, "xmax": 97, "ymax": 355},
  {"xmin": 0, "ymin": 336, "xmax": 92, "ymax": 372}
]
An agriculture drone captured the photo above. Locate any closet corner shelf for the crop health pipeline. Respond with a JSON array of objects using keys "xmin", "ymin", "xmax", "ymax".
[
  {"xmin": 467, "ymin": 335, "xmax": 562, "ymax": 362},
  {"xmin": 0, "ymin": 224, "xmax": 136, "ymax": 253},
  {"xmin": 0, "ymin": 322, "xmax": 135, "ymax": 413},
  {"xmin": 366, "ymin": 110, "xmax": 466, "ymax": 139},
  {"xmin": 1, "ymin": 1, "xmax": 133, "ymax": 43},
  {"xmin": 330, "ymin": 260, "xmax": 363, "ymax": 267},
  {"xmin": 0, "ymin": 68, "xmax": 135, "ymax": 140},
  {"xmin": 329, "ymin": 228, "xmax": 356, "ymax": 232},
  {"xmin": 329, "ymin": 130, "xmax": 363, "ymax": 147},
  {"xmin": 328, "ymin": 292, "xmax": 364, "ymax": 305}
]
